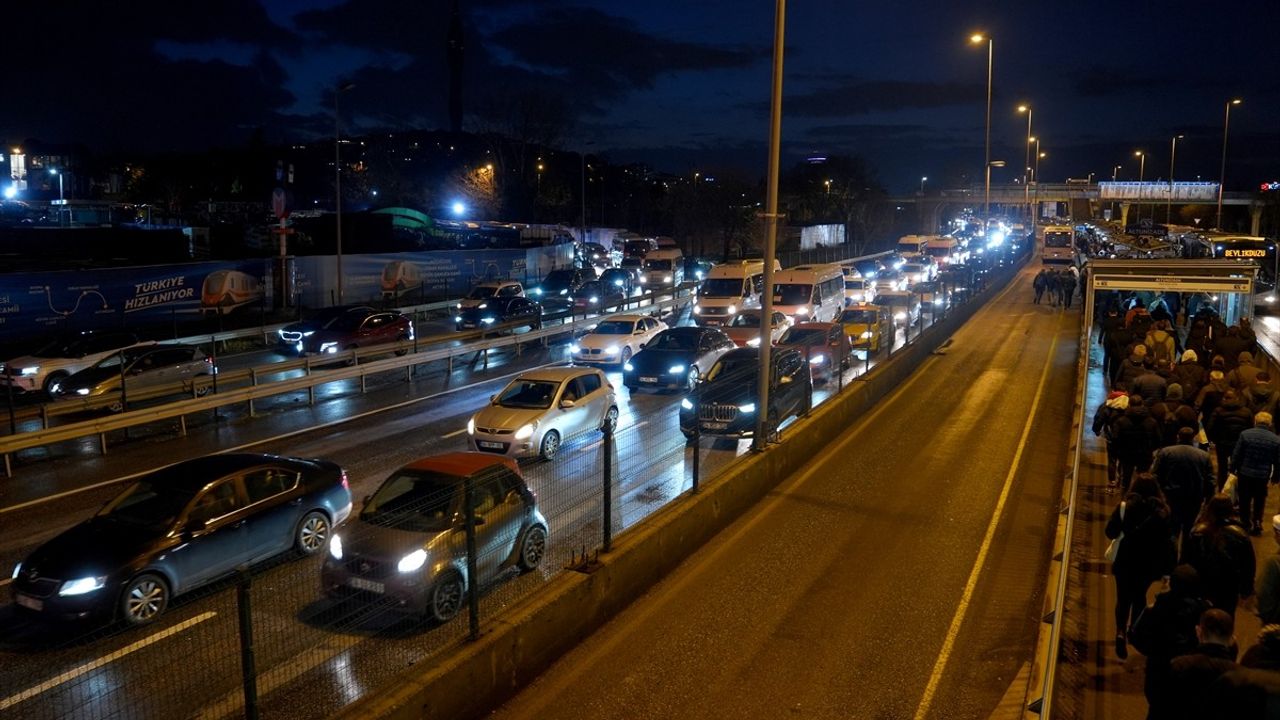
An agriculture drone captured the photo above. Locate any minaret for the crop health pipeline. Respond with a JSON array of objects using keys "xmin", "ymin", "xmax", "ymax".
[{"xmin": 447, "ymin": 0, "xmax": 464, "ymax": 134}]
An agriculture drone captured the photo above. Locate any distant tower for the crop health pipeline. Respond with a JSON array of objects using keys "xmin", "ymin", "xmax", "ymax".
[{"xmin": 447, "ymin": 0, "xmax": 464, "ymax": 133}]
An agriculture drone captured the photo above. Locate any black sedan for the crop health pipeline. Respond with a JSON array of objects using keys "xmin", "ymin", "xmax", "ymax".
[
  {"xmin": 679, "ymin": 346, "xmax": 811, "ymax": 439},
  {"xmin": 455, "ymin": 296, "xmax": 543, "ymax": 332},
  {"xmin": 10, "ymin": 454, "xmax": 352, "ymax": 626},
  {"xmin": 622, "ymin": 326, "xmax": 735, "ymax": 393},
  {"xmin": 599, "ymin": 268, "xmax": 635, "ymax": 296},
  {"xmin": 276, "ymin": 305, "xmax": 375, "ymax": 352}
]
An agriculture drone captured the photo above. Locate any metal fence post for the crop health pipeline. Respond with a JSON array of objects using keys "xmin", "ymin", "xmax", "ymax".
[
  {"xmin": 248, "ymin": 369, "xmax": 257, "ymax": 417},
  {"xmin": 602, "ymin": 424, "xmax": 614, "ymax": 552},
  {"xmin": 236, "ymin": 568, "xmax": 260, "ymax": 720},
  {"xmin": 306, "ymin": 357, "xmax": 315, "ymax": 406},
  {"xmin": 118, "ymin": 351, "xmax": 129, "ymax": 415},
  {"xmin": 5, "ymin": 368, "xmax": 15, "ymax": 435},
  {"xmin": 691, "ymin": 420, "xmax": 700, "ymax": 493},
  {"xmin": 464, "ymin": 476, "xmax": 480, "ymax": 641}
]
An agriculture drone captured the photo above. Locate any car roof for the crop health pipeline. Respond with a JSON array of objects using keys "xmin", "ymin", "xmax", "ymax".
[
  {"xmin": 146, "ymin": 453, "xmax": 312, "ymax": 493},
  {"xmin": 788, "ymin": 322, "xmax": 837, "ymax": 330},
  {"xmin": 516, "ymin": 366, "xmax": 603, "ymax": 382},
  {"xmin": 843, "ymin": 303, "xmax": 878, "ymax": 312},
  {"xmin": 598, "ymin": 314, "xmax": 647, "ymax": 323},
  {"xmin": 475, "ymin": 280, "xmax": 520, "ymax": 288},
  {"xmin": 401, "ymin": 452, "xmax": 520, "ymax": 478}
]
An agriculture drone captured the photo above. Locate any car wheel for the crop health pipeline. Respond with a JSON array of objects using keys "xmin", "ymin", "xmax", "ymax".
[
  {"xmin": 344, "ymin": 345, "xmax": 359, "ymax": 366},
  {"xmin": 685, "ymin": 367, "xmax": 699, "ymax": 392},
  {"xmin": 193, "ymin": 374, "xmax": 212, "ymax": 397},
  {"xmin": 121, "ymin": 573, "xmax": 169, "ymax": 626},
  {"xmin": 766, "ymin": 408, "xmax": 781, "ymax": 442},
  {"xmin": 600, "ymin": 406, "xmax": 619, "ymax": 433},
  {"xmin": 294, "ymin": 511, "xmax": 331, "ymax": 556},
  {"xmin": 539, "ymin": 430, "xmax": 561, "ymax": 461},
  {"xmin": 517, "ymin": 525, "xmax": 548, "ymax": 572},
  {"xmin": 394, "ymin": 335, "xmax": 410, "ymax": 356},
  {"xmin": 42, "ymin": 371, "xmax": 68, "ymax": 395},
  {"xmin": 107, "ymin": 397, "xmax": 125, "ymax": 413},
  {"xmin": 619, "ymin": 347, "xmax": 632, "ymax": 366},
  {"xmin": 428, "ymin": 572, "xmax": 465, "ymax": 623}
]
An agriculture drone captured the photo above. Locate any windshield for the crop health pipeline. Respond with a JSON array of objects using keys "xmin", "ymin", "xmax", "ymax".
[
  {"xmin": 325, "ymin": 313, "xmax": 366, "ymax": 332},
  {"xmin": 915, "ymin": 282, "xmax": 939, "ymax": 293},
  {"xmin": 1044, "ymin": 231, "xmax": 1072, "ymax": 248},
  {"xmin": 844, "ymin": 279, "xmax": 867, "ymax": 289},
  {"xmin": 496, "ymin": 379, "xmax": 560, "ymax": 409},
  {"xmin": 360, "ymin": 470, "xmax": 457, "ymax": 532},
  {"xmin": 841, "ymin": 310, "xmax": 876, "ymax": 324},
  {"xmin": 32, "ymin": 337, "xmax": 91, "ymax": 358},
  {"xmin": 92, "ymin": 347, "xmax": 149, "ymax": 370},
  {"xmin": 625, "ymin": 241, "xmax": 651, "ymax": 256},
  {"xmin": 100, "ymin": 480, "xmax": 193, "ymax": 528},
  {"xmin": 643, "ymin": 259, "xmax": 672, "ymax": 271},
  {"xmin": 593, "ymin": 321, "xmax": 635, "ymax": 335},
  {"xmin": 926, "ymin": 246, "xmax": 952, "ymax": 257},
  {"xmin": 467, "ymin": 286, "xmax": 498, "ymax": 300},
  {"xmin": 773, "ymin": 283, "xmax": 814, "ymax": 306},
  {"xmin": 705, "ymin": 356, "xmax": 757, "ymax": 383},
  {"xmin": 728, "ymin": 312, "xmax": 764, "ymax": 328},
  {"xmin": 903, "ymin": 264, "xmax": 925, "ymax": 274},
  {"xmin": 701, "ymin": 278, "xmax": 744, "ymax": 298},
  {"xmin": 574, "ymin": 281, "xmax": 603, "ymax": 296},
  {"xmin": 780, "ymin": 328, "xmax": 826, "ymax": 344},
  {"xmin": 648, "ymin": 331, "xmax": 697, "ymax": 351},
  {"xmin": 873, "ymin": 295, "xmax": 908, "ymax": 307}
]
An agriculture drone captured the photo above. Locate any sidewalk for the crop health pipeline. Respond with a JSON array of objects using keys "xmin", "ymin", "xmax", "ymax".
[{"xmin": 1057, "ymin": 333, "xmax": 1275, "ymax": 719}]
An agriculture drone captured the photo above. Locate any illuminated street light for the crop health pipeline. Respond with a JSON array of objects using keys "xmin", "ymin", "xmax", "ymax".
[
  {"xmin": 451, "ymin": 201, "xmax": 467, "ymax": 217},
  {"xmin": 334, "ymin": 80, "xmax": 356, "ymax": 304},
  {"xmin": 969, "ymin": 32, "xmax": 993, "ymax": 225},
  {"xmin": 920, "ymin": 176, "xmax": 928, "ymax": 193},
  {"xmin": 1167, "ymin": 134, "xmax": 1184, "ymax": 227},
  {"xmin": 1018, "ymin": 104, "xmax": 1033, "ymax": 220},
  {"xmin": 1216, "ymin": 98, "xmax": 1243, "ymax": 230}
]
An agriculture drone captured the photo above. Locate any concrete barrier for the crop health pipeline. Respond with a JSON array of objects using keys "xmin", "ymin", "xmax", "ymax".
[{"xmin": 334, "ymin": 260, "xmax": 1025, "ymax": 720}]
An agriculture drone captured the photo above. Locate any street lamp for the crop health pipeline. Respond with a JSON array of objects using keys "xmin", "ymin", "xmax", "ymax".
[
  {"xmin": 970, "ymin": 33, "xmax": 994, "ymax": 224},
  {"xmin": 1032, "ymin": 142, "xmax": 1044, "ymax": 218},
  {"xmin": 755, "ymin": 0, "xmax": 786, "ymax": 452},
  {"xmin": 920, "ymin": 176, "xmax": 928, "ymax": 194},
  {"xmin": 49, "ymin": 169, "xmax": 64, "ymax": 226},
  {"xmin": 1018, "ymin": 104, "xmax": 1033, "ymax": 220},
  {"xmin": 1167, "ymin": 134, "xmax": 1184, "ymax": 228},
  {"xmin": 824, "ymin": 178, "xmax": 831, "ymax": 195},
  {"xmin": 1216, "ymin": 98, "xmax": 1243, "ymax": 230},
  {"xmin": 334, "ymin": 81, "xmax": 356, "ymax": 305}
]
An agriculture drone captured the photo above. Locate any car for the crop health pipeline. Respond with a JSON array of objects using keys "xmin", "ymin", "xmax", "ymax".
[
  {"xmin": 622, "ymin": 326, "xmax": 736, "ymax": 393},
  {"xmin": 455, "ymin": 296, "xmax": 542, "ymax": 332},
  {"xmin": 468, "ymin": 367, "xmax": 618, "ymax": 460},
  {"xmin": 578, "ymin": 242, "xmax": 610, "ymax": 268},
  {"xmin": 873, "ymin": 269, "xmax": 908, "ymax": 293},
  {"xmin": 873, "ymin": 290, "xmax": 922, "ymax": 327},
  {"xmin": 683, "ymin": 257, "xmax": 715, "ymax": 283},
  {"xmin": 321, "ymin": 453, "xmax": 547, "ymax": 623},
  {"xmin": 277, "ymin": 306, "xmax": 375, "ymax": 353},
  {"xmin": 11, "ymin": 453, "xmax": 352, "ymax": 626},
  {"xmin": 777, "ymin": 322, "xmax": 852, "ymax": 384},
  {"xmin": 1, "ymin": 330, "xmax": 140, "ymax": 395},
  {"xmin": 900, "ymin": 260, "xmax": 936, "ymax": 285},
  {"xmin": 912, "ymin": 281, "xmax": 951, "ymax": 313},
  {"xmin": 458, "ymin": 281, "xmax": 524, "ymax": 310},
  {"xmin": 679, "ymin": 347, "xmax": 811, "ymax": 440},
  {"xmin": 53, "ymin": 343, "xmax": 215, "ymax": 411},
  {"xmin": 842, "ymin": 273, "xmax": 876, "ymax": 305},
  {"xmin": 599, "ymin": 268, "xmax": 636, "ymax": 296},
  {"xmin": 722, "ymin": 309, "xmax": 793, "ymax": 348},
  {"xmin": 299, "ymin": 310, "xmax": 414, "ymax": 358},
  {"xmin": 840, "ymin": 304, "xmax": 891, "ymax": 354},
  {"xmin": 570, "ymin": 280, "xmax": 625, "ymax": 312},
  {"xmin": 529, "ymin": 268, "xmax": 594, "ymax": 309},
  {"xmin": 571, "ymin": 314, "xmax": 668, "ymax": 366}
]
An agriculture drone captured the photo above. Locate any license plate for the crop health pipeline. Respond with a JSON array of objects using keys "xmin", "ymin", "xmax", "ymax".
[
  {"xmin": 15, "ymin": 593, "xmax": 42, "ymax": 611},
  {"xmin": 701, "ymin": 422, "xmax": 728, "ymax": 430},
  {"xmin": 348, "ymin": 577, "xmax": 384, "ymax": 594},
  {"xmin": 478, "ymin": 441, "xmax": 504, "ymax": 450},
  {"xmin": 639, "ymin": 376, "xmax": 658, "ymax": 383}
]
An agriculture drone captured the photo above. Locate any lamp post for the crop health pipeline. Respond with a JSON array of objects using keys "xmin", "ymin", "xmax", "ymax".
[
  {"xmin": 970, "ymin": 33, "xmax": 993, "ymax": 225},
  {"xmin": 754, "ymin": 0, "xmax": 786, "ymax": 452},
  {"xmin": 1134, "ymin": 150, "xmax": 1146, "ymax": 223},
  {"xmin": 1167, "ymin": 134, "xmax": 1184, "ymax": 228},
  {"xmin": 1216, "ymin": 98, "xmax": 1242, "ymax": 230},
  {"xmin": 1018, "ymin": 104, "xmax": 1033, "ymax": 221},
  {"xmin": 1032, "ymin": 141, "xmax": 1044, "ymax": 219},
  {"xmin": 334, "ymin": 81, "xmax": 355, "ymax": 305},
  {"xmin": 920, "ymin": 176, "xmax": 927, "ymax": 194},
  {"xmin": 49, "ymin": 169, "xmax": 64, "ymax": 226}
]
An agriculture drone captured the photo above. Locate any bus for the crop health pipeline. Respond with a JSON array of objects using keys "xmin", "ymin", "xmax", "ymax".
[
  {"xmin": 925, "ymin": 237, "xmax": 966, "ymax": 267},
  {"xmin": 694, "ymin": 259, "xmax": 779, "ymax": 326},
  {"xmin": 1201, "ymin": 234, "xmax": 1278, "ymax": 311},
  {"xmin": 771, "ymin": 263, "xmax": 845, "ymax": 323},
  {"xmin": 896, "ymin": 235, "xmax": 932, "ymax": 257},
  {"xmin": 1041, "ymin": 225, "xmax": 1074, "ymax": 265}
]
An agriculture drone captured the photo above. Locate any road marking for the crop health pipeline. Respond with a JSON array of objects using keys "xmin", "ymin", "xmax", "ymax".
[
  {"xmin": 0, "ymin": 611, "xmax": 217, "ymax": 711},
  {"xmin": 578, "ymin": 420, "xmax": 649, "ymax": 453},
  {"xmin": 911, "ymin": 315, "xmax": 1061, "ymax": 720},
  {"xmin": 0, "ymin": 361, "xmax": 565, "ymax": 515},
  {"xmin": 0, "ymin": 578, "xmax": 10, "ymax": 587},
  {"xmin": 442, "ymin": 428, "xmax": 468, "ymax": 439},
  {"xmin": 195, "ymin": 632, "xmax": 362, "ymax": 720}
]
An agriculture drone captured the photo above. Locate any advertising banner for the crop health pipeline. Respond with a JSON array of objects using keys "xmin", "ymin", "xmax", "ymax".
[{"xmin": 1098, "ymin": 181, "xmax": 1219, "ymax": 201}]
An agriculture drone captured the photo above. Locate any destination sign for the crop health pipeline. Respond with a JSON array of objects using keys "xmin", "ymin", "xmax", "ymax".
[{"xmin": 1223, "ymin": 248, "xmax": 1266, "ymax": 258}]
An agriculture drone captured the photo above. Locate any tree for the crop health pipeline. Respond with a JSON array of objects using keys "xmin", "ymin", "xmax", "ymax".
[{"xmin": 781, "ymin": 155, "xmax": 888, "ymax": 254}]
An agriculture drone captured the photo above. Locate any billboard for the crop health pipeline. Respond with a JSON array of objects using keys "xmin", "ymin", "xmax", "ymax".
[{"xmin": 1098, "ymin": 181, "xmax": 1219, "ymax": 202}]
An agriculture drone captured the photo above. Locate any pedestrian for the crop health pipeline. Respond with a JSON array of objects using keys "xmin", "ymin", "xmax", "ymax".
[
  {"xmin": 1116, "ymin": 345, "xmax": 1151, "ymax": 393},
  {"xmin": 1126, "ymin": 297, "xmax": 1151, "ymax": 328},
  {"xmin": 1094, "ymin": 390, "xmax": 1130, "ymax": 492},
  {"xmin": 1239, "ymin": 316, "xmax": 1258, "ymax": 355},
  {"xmin": 1062, "ymin": 271, "xmax": 1077, "ymax": 309},
  {"xmin": 1226, "ymin": 351, "xmax": 1260, "ymax": 391},
  {"xmin": 1113, "ymin": 395, "xmax": 1163, "ymax": 491},
  {"xmin": 1128, "ymin": 565, "xmax": 1210, "ymax": 719},
  {"xmin": 1106, "ymin": 473, "xmax": 1177, "ymax": 659},
  {"xmin": 1214, "ymin": 327, "xmax": 1249, "ymax": 373},
  {"xmin": 1145, "ymin": 320, "xmax": 1178, "ymax": 368},
  {"xmin": 1152, "ymin": 384, "xmax": 1199, "ymax": 447},
  {"xmin": 1130, "ymin": 363, "xmax": 1169, "ymax": 407},
  {"xmin": 1046, "ymin": 270, "xmax": 1061, "ymax": 307},
  {"xmin": 1254, "ymin": 515, "xmax": 1280, "ymax": 627},
  {"xmin": 1151, "ymin": 426, "xmax": 1215, "ymax": 547},
  {"xmin": 1242, "ymin": 373, "xmax": 1280, "ymax": 417},
  {"xmin": 1229, "ymin": 411, "xmax": 1280, "ymax": 534},
  {"xmin": 1167, "ymin": 609, "xmax": 1239, "ymax": 717},
  {"xmin": 1183, "ymin": 495, "xmax": 1255, "ymax": 617},
  {"xmin": 1105, "ymin": 316, "xmax": 1135, "ymax": 388},
  {"xmin": 1186, "ymin": 319, "xmax": 1212, "ymax": 366},
  {"xmin": 1033, "ymin": 270, "xmax": 1046, "ymax": 304},
  {"xmin": 1173, "ymin": 349, "xmax": 1206, "ymax": 401},
  {"xmin": 1207, "ymin": 390, "xmax": 1253, "ymax": 491},
  {"xmin": 1240, "ymin": 623, "xmax": 1280, "ymax": 670},
  {"xmin": 1195, "ymin": 370, "xmax": 1230, "ymax": 431}
]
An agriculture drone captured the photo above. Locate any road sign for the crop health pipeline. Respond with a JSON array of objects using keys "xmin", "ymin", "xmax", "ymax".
[{"xmin": 271, "ymin": 188, "xmax": 288, "ymax": 219}]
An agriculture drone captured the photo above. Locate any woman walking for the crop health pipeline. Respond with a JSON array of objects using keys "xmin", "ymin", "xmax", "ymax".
[{"xmin": 1105, "ymin": 473, "xmax": 1176, "ymax": 659}]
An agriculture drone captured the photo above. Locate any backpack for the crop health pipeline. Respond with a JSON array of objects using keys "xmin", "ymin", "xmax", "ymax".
[
  {"xmin": 1147, "ymin": 330, "xmax": 1174, "ymax": 365},
  {"xmin": 1130, "ymin": 309, "xmax": 1154, "ymax": 336}
]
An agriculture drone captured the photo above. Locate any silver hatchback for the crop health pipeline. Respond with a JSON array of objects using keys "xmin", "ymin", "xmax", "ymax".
[{"xmin": 468, "ymin": 367, "xmax": 618, "ymax": 461}]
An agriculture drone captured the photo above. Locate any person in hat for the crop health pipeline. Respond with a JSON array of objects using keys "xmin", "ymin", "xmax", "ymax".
[
  {"xmin": 1116, "ymin": 345, "xmax": 1151, "ymax": 393},
  {"xmin": 1151, "ymin": 427, "xmax": 1215, "ymax": 548},
  {"xmin": 1226, "ymin": 351, "xmax": 1261, "ymax": 391},
  {"xmin": 1207, "ymin": 390, "xmax": 1253, "ymax": 492},
  {"xmin": 1173, "ymin": 349, "xmax": 1206, "ymax": 401}
]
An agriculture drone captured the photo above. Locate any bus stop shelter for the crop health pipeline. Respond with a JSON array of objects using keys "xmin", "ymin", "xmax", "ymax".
[{"xmin": 1084, "ymin": 258, "xmax": 1258, "ymax": 328}]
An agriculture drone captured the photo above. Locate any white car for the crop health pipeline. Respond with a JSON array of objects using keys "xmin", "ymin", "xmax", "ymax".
[
  {"xmin": 570, "ymin": 314, "xmax": 667, "ymax": 366},
  {"xmin": 1, "ymin": 331, "xmax": 140, "ymax": 394},
  {"xmin": 468, "ymin": 367, "xmax": 619, "ymax": 461},
  {"xmin": 458, "ymin": 280, "xmax": 524, "ymax": 310}
]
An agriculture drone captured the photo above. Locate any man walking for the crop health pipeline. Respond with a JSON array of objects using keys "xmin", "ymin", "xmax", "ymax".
[
  {"xmin": 1152, "ymin": 426, "xmax": 1215, "ymax": 547},
  {"xmin": 1231, "ymin": 412, "xmax": 1280, "ymax": 535},
  {"xmin": 1256, "ymin": 514, "xmax": 1280, "ymax": 626}
]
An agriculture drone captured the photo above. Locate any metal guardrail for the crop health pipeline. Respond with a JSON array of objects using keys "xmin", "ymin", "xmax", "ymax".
[{"xmin": 0, "ymin": 287, "xmax": 695, "ymax": 476}]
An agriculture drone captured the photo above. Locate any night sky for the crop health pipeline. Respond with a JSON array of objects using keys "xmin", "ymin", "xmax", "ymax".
[{"xmin": 7, "ymin": 0, "xmax": 1278, "ymax": 193}]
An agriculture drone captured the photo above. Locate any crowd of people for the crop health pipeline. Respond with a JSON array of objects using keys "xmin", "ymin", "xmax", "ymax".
[
  {"xmin": 1032, "ymin": 267, "xmax": 1081, "ymax": 308},
  {"xmin": 1091, "ymin": 296, "xmax": 1280, "ymax": 717}
]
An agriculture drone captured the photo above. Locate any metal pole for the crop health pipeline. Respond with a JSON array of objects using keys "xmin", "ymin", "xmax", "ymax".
[
  {"xmin": 335, "ymin": 89, "xmax": 343, "ymax": 305},
  {"xmin": 464, "ymin": 476, "xmax": 479, "ymax": 640},
  {"xmin": 580, "ymin": 152, "xmax": 587, "ymax": 245},
  {"xmin": 5, "ymin": 368, "xmax": 15, "ymax": 435},
  {"xmin": 118, "ymin": 350, "xmax": 128, "ymax": 413},
  {"xmin": 1217, "ymin": 100, "xmax": 1238, "ymax": 230},
  {"xmin": 1167, "ymin": 135, "xmax": 1180, "ymax": 228},
  {"xmin": 754, "ymin": 0, "xmax": 786, "ymax": 452},
  {"xmin": 983, "ymin": 38, "xmax": 993, "ymax": 224},
  {"xmin": 1023, "ymin": 107, "xmax": 1033, "ymax": 220},
  {"xmin": 236, "ymin": 568, "xmax": 260, "ymax": 720},
  {"xmin": 691, "ymin": 420, "xmax": 700, "ymax": 492},
  {"xmin": 602, "ymin": 425, "xmax": 613, "ymax": 551}
]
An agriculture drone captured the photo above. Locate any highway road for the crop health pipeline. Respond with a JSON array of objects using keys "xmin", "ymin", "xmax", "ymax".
[
  {"xmin": 0, "ymin": 284, "xmax": 952, "ymax": 718},
  {"xmin": 491, "ymin": 260, "xmax": 1079, "ymax": 720}
]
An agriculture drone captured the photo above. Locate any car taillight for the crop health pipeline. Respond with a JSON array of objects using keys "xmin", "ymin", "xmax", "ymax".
[
  {"xmin": 340, "ymin": 471, "xmax": 349, "ymax": 491},
  {"xmin": 203, "ymin": 356, "xmax": 213, "ymax": 365}
]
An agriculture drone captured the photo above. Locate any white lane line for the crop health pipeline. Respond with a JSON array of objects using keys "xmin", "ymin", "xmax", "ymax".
[
  {"xmin": 195, "ymin": 633, "xmax": 362, "ymax": 720},
  {"xmin": 911, "ymin": 320, "xmax": 1061, "ymax": 720},
  {"xmin": 577, "ymin": 420, "xmax": 649, "ymax": 453},
  {"xmin": 441, "ymin": 428, "xmax": 468, "ymax": 439},
  {"xmin": 0, "ymin": 611, "xmax": 217, "ymax": 712},
  {"xmin": 0, "ymin": 578, "xmax": 10, "ymax": 587},
  {"xmin": 1, "ymin": 361, "xmax": 566, "ymax": 516}
]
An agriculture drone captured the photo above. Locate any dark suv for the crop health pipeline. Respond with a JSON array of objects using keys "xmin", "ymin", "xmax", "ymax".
[
  {"xmin": 679, "ymin": 346, "xmax": 811, "ymax": 440},
  {"xmin": 530, "ymin": 268, "xmax": 594, "ymax": 309},
  {"xmin": 299, "ymin": 310, "xmax": 414, "ymax": 357}
]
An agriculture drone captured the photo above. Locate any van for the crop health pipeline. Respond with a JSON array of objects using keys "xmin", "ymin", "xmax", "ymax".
[
  {"xmin": 639, "ymin": 248, "xmax": 685, "ymax": 287},
  {"xmin": 624, "ymin": 237, "xmax": 659, "ymax": 259},
  {"xmin": 771, "ymin": 263, "xmax": 845, "ymax": 323},
  {"xmin": 925, "ymin": 237, "xmax": 965, "ymax": 267},
  {"xmin": 694, "ymin": 259, "xmax": 780, "ymax": 325},
  {"xmin": 896, "ymin": 235, "xmax": 931, "ymax": 257}
]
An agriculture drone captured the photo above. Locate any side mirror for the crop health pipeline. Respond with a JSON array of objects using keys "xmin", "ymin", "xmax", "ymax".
[
  {"xmin": 560, "ymin": 399, "xmax": 577, "ymax": 409},
  {"xmin": 634, "ymin": 329, "xmax": 646, "ymax": 335},
  {"xmin": 361, "ymin": 494, "xmax": 372, "ymax": 506},
  {"xmin": 489, "ymin": 394, "xmax": 497, "ymax": 404},
  {"xmin": 779, "ymin": 375, "xmax": 793, "ymax": 385}
]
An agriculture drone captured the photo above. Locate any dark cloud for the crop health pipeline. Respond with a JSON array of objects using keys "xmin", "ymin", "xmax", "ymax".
[{"xmin": 780, "ymin": 80, "xmax": 987, "ymax": 117}]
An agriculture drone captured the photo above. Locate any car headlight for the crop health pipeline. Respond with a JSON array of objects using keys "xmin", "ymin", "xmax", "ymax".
[
  {"xmin": 302, "ymin": 331, "xmax": 315, "ymax": 337},
  {"xmin": 329, "ymin": 534, "xmax": 343, "ymax": 560},
  {"xmin": 455, "ymin": 315, "xmax": 463, "ymax": 323},
  {"xmin": 589, "ymin": 296, "xmax": 599, "ymax": 303},
  {"xmin": 467, "ymin": 418, "xmax": 476, "ymax": 435},
  {"xmin": 664, "ymin": 275, "xmax": 673, "ymax": 283},
  {"xmin": 738, "ymin": 403, "xmax": 756, "ymax": 413},
  {"xmin": 478, "ymin": 303, "xmax": 488, "ymax": 309},
  {"xmin": 623, "ymin": 362, "xmax": 635, "ymax": 372},
  {"xmin": 639, "ymin": 276, "xmax": 648, "ymax": 283},
  {"xmin": 727, "ymin": 305, "xmax": 737, "ymax": 315},
  {"xmin": 456, "ymin": 303, "xmax": 463, "ymax": 309},
  {"xmin": 481, "ymin": 318, "xmax": 496, "ymax": 324},
  {"xmin": 693, "ymin": 304, "xmax": 702, "ymax": 314},
  {"xmin": 11, "ymin": 562, "xmax": 20, "ymax": 580},
  {"xmin": 809, "ymin": 354, "xmax": 826, "ymax": 365},
  {"xmin": 894, "ymin": 312, "xmax": 907, "ymax": 320},
  {"xmin": 20, "ymin": 366, "xmax": 38, "ymax": 376},
  {"xmin": 515, "ymin": 422, "xmax": 537, "ymax": 440},
  {"xmin": 860, "ymin": 331, "xmax": 873, "ymax": 339},
  {"xmin": 669, "ymin": 364, "xmax": 686, "ymax": 374},
  {"xmin": 58, "ymin": 576, "xmax": 106, "ymax": 596},
  {"xmin": 614, "ymin": 279, "xmax": 624, "ymax": 286},
  {"xmin": 559, "ymin": 289, "xmax": 568, "ymax": 295},
  {"xmin": 397, "ymin": 549, "xmax": 428, "ymax": 573},
  {"xmin": 605, "ymin": 345, "xmax": 619, "ymax": 355},
  {"xmin": 746, "ymin": 337, "xmax": 762, "ymax": 347},
  {"xmin": 1267, "ymin": 296, "xmax": 1276, "ymax": 303},
  {"xmin": 76, "ymin": 388, "xmax": 91, "ymax": 396},
  {"xmin": 934, "ymin": 299, "xmax": 944, "ymax": 306},
  {"xmin": 532, "ymin": 288, "xmax": 543, "ymax": 295},
  {"xmin": 570, "ymin": 344, "xmax": 581, "ymax": 353},
  {"xmin": 277, "ymin": 329, "xmax": 287, "ymax": 339},
  {"xmin": 795, "ymin": 307, "xmax": 809, "ymax": 315},
  {"xmin": 320, "ymin": 342, "xmax": 338, "ymax": 354},
  {"xmin": 681, "ymin": 398, "xmax": 694, "ymax": 410}
]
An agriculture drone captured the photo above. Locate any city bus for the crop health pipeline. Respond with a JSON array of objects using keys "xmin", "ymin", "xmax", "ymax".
[
  {"xmin": 694, "ymin": 259, "xmax": 779, "ymax": 326},
  {"xmin": 1202, "ymin": 234, "xmax": 1278, "ymax": 312},
  {"xmin": 1041, "ymin": 225, "xmax": 1074, "ymax": 265},
  {"xmin": 771, "ymin": 263, "xmax": 845, "ymax": 323}
]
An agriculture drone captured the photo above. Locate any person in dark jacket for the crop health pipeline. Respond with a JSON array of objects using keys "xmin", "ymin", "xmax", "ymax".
[
  {"xmin": 1226, "ymin": 351, "xmax": 1260, "ymax": 391},
  {"xmin": 1173, "ymin": 349, "xmax": 1207, "ymax": 401},
  {"xmin": 1105, "ymin": 317, "xmax": 1135, "ymax": 388},
  {"xmin": 1033, "ymin": 270, "xmax": 1047, "ymax": 304},
  {"xmin": 1152, "ymin": 427, "xmax": 1215, "ymax": 547},
  {"xmin": 1107, "ymin": 474, "xmax": 1176, "ymax": 659},
  {"xmin": 1207, "ymin": 390, "xmax": 1253, "ymax": 491},
  {"xmin": 1242, "ymin": 373, "xmax": 1280, "ymax": 417},
  {"xmin": 1196, "ymin": 370, "xmax": 1230, "ymax": 432},
  {"xmin": 1214, "ymin": 327, "xmax": 1249, "ymax": 372},
  {"xmin": 1116, "ymin": 346, "xmax": 1151, "ymax": 393},
  {"xmin": 1168, "ymin": 609, "xmax": 1239, "ymax": 717},
  {"xmin": 1113, "ymin": 396, "xmax": 1164, "ymax": 491},
  {"xmin": 1240, "ymin": 623, "xmax": 1280, "ymax": 671},
  {"xmin": 1152, "ymin": 384, "xmax": 1199, "ymax": 447},
  {"xmin": 1186, "ymin": 319, "xmax": 1212, "ymax": 367},
  {"xmin": 1230, "ymin": 412, "xmax": 1280, "ymax": 534},
  {"xmin": 1131, "ymin": 365, "xmax": 1169, "ymax": 407},
  {"xmin": 1129, "ymin": 565, "xmax": 1211, "ymax": 719},
  {"xmin": 1256, "ymin": 514, "xmax": 1280, "ymax": 627},
  {"xmin": 1182, "ymin": 495, "xmax": 1256, "ymax": 618},
  {"xmin": 1093, "ymin": 391, "xmax": 1130, "ymax": 492},
  {"xmin": 1045, "ymin": 271, "xmax": 1061, "ymax": 308}
]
